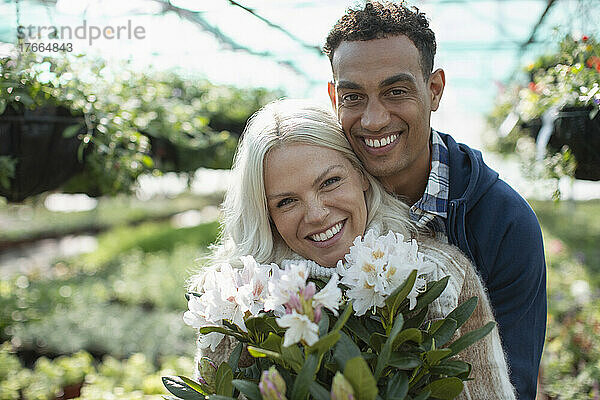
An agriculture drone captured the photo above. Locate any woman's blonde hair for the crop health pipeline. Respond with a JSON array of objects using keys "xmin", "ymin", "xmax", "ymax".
[{"xmin": 207, "ymin": 99, "xmax": 423, "ymax": 270}]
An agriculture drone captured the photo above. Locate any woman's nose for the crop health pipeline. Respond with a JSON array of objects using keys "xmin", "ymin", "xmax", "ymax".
[{"xmin": 304, "ymin": 199, "xmax": 329, "ymax": 224}]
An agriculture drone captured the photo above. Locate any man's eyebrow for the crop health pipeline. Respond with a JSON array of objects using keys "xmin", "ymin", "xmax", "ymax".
[
  {"xmin": 336, "ymin": 80, "xmax": 362, "ymax": 90},
  {"xmin": 266, "ymin": 165, "xmax": 344, "ymax": 200},
  {"xmin": 379, "ymin": 73, "xmax": 416, "ymax": 88}
]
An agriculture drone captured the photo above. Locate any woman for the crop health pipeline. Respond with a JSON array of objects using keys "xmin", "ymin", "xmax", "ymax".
[{"xmin": 191, "ymin": 99, "xmax": 516, "ymax": 399}]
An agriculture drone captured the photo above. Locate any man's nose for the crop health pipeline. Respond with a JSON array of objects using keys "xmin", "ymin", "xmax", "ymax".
[
  {"xmin": 304, "ymin": 199, "xmax": 329, "ymax": 224},
  {"xmin": 361, "ymin": 99, "xmax": 391, "ymax": 132}
]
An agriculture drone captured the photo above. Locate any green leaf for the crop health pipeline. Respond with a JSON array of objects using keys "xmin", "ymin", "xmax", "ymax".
[
  {"xmin": 447, "ymin": 322, "xmax": 496, "ymax": 358},
  {"xmin": 388, "ymin": 353, "xmax": 421, "ymax": 370},
  {"xmin": 445, "ymin": 297, "xmax": 478, "ymax": 330},
  {"xmin": 260, "ymin": 333, "xmax": 283, "ymax": 353},
  {"xmin": 232, "ymin": 380, "xmax": 262, "ymax": 400},
  {"xmin": 345, "ymin": 316, "xmax": 372, "ymax": 345},
  {"xmin": 141, "ymin": 154, "xmax": 154, "ymax": 167},
  {"xmin": 430, "ymin": 318, "xmax": 457, "ymax": 347},
  {"xmin": 334, "ymin": 331, "xmax": 362, "ymax": 370},
  {"xmin": 228, "ymin": 342, "xmax": 243, "ymax": 370},
  {"xmin": 421, "ymin": 377, "xmax": 464, "ymax": 400},
  {"xmin": 430, "ymin": 360, "xmax": 470, "ymax": 377},
  {"xmin": 309, "ymin": 381, "xmax": 331, "ymax": 400},
  {"xmin": 332, "ymin": 302, "xmax": 354, "ymax": 332},
  {"xmin": 162, "ymin": 376, "xmax": 206, "ymax": 400},
  {"xmin": 208, "ymin": 396, "xmax": 237, "ymax": 400},
  {"xmin": 200, "ymin": 326, "xmax": 246, "ymax": 341},
  {"xmin": 215, "ymin": 363, "xmax": 234, "ymax": 397},
  {"xmin": 62, "ymin": 123, "xmax": 83, "ymax": 138},
  {"xmin": 309, "ymin": 331, "xmax": 340, "ymax": 354},
  {"xmin": 403, "ymin": 307, "xmax": 428, "ymax": 329},
  {"xmin": 369, "ymin": 332, "xmax": 387, "ymax": 353},
  {"xmin": 291, "ymin": 352, "xmax": 320, "ymax": 400},
  {"xmin": 318, "ymin": 311, "xmax": 330, "ymax": 337},
  {"xmin": 247, "ymin": 346, "xmax": 282, "ymax": 361},
  {"xmin": 180, "ymin": 376, "xmax": 210, "ymax": 395},
  {"xmin": 424, "ymin": 349, "xmax": 452, "ymax": 365},
  {"xmin": 246, "ymin": 315, "xmax": 282, "ymax": 337},
  {"xmin": 344, "ymin": 357, "xmax": 378, "ymax": 400},
  {"xmin": 392, "ymin": 328, "xmax": 422, "ymax": 350},
  {"xmin": 413, "ymin": 276, "xmax": 450, "ymax": 312},
  {"xmin": 385, "ymin": 270, "xmax": 417, "ymax": 316},
  {"xmin": 386, "ymin": 371, "xmax": 408, "ymax": 400},
  {"xmin": 281, "ymin": 342, "xmax": 304, "ymax": 373},
  {"xmin": 412, "ymin": 390, "xmax": 431, "ymax": 400},
  {"xmin": 375, "ymin": 314, "xmax": 404, "ymax": 380}
]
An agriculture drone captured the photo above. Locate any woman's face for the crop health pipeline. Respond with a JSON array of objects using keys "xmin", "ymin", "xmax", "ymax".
[{"xmin": 264, "ymin": 143, "xmax": 369, "ymax": 267}]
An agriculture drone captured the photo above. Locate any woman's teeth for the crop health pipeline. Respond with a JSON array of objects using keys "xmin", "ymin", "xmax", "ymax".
[
  {"xmin": 364, "ymin": 134, "xmax": 398, "ymax": 148},
  {"xmin": 310, "ymin": 221, "xmax": 344, "ymax": 242}
]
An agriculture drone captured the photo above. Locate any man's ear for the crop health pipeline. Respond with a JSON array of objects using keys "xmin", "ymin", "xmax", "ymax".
[
  {"xmin": 428, "ymin": 68, "xmax": 445, "ymax": 111},
  {"xmin": 327, "ymin": 81, "xmax": 337, "ymax": 110}
]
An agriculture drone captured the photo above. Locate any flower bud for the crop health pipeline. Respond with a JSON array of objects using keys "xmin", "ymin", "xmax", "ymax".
[
  {"xmin": 331, "ymin": 372, "xmax": 355, "ymax": 400},
  {"xmin": 302, "ymin": 282, "xmax": 316, "ymax": 300},
  {"xmin": 314, "ymin": 304, "xmax": 322, "ymax": 323},
  {"xmin": 259, "ymin": 366, "xmax": 287, "ymax": 400},
  {"xmin": 198, "ymin": 357, "xmax": 217, "ymax": 391}
]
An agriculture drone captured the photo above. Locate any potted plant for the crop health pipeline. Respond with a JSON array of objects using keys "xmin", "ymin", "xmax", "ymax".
[{"xmin": 487, "ymin": 34, "xmax": 600, "ymax": 190}]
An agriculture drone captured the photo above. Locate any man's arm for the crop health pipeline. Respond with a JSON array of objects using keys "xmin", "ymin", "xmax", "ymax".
[{"xmin": 473, "ymin": 193, "xmax": 547, "ymax": 399}]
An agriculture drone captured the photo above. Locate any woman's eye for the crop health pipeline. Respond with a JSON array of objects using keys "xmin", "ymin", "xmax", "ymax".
[
  {"xmin": 321, "ymin": 177, "xmax": 340, "ymax": 188},
  {"xmin": 277, "ymin": 198, "xmax": 294, "ymax": 208}
]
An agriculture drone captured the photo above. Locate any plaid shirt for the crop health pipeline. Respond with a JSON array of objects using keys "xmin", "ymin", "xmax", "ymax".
[{"xmin": 409, "ymin": 129, "xmax": 450, "ymax": 236}]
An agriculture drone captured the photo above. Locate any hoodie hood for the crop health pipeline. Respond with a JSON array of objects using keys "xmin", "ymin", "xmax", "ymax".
[{"xmin": 436, "ymin": 131, "xmax": 499, "ymax": 261}]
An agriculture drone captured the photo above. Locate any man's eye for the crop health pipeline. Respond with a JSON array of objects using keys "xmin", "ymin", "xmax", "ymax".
[
  {"xmin": 322, "ymin": 177, "xmax": 340, "ymax": 188},
  {"xmin": 277, "ymin": 198, "xmax": 294, "ymax": 208},
  {"xmin": 342, "ymin": 93, "xmax": 361, "ymax": 103},
  {"xmin": 388, "ymin": 88, "xmax": 406, "ymax": 96}
]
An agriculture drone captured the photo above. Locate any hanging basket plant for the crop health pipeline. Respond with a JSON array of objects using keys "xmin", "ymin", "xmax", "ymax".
[
  {"xmin": 487, "ymin": 34, "xmax": 600, "ymax": 188},
  {"xmin": 0, "ymin": 50, "xmax": 280, "ymax": 202},
  {"xmin": 0, "ymin": 52, "xmax": 153, "ymax": 200}
]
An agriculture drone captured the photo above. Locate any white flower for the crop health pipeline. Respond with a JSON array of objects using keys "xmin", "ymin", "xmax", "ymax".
[
  {"xmin": 235, "ymin": 255, "xmax": 271, "ymax": 316},
  {"xmin": 183, "ymin": 296, "xmax": 209, "ymax": 328},
  {"xmin": 264, "ymin": 261, "xmax": 309, "ymax": 313},
  {"xmin": 338, "ymin": 229, "xmax": 436, "ymax": 315},
  {"xmin": 276, "ymin": 311, "xmax": 319, "ymax": 347},
  {"xmin": 198, "ymin": 332, "xmax": 225, "ymax": 352},
  {"xmin": 312, "ymin": 274, "xmax": 342, "ymax": 316}
]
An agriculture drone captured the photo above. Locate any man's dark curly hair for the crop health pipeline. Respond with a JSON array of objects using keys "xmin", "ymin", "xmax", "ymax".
[{"xmin": 324, "ymin": 1, "xmax": 437, "ymax": 79}]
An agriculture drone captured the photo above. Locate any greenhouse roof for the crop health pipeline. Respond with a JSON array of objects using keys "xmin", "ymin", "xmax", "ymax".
[{"xmin": 0, "ymin": 0, "xmax": 598, "ymax": 113}]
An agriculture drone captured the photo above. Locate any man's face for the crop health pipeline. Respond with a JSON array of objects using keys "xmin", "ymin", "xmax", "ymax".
[{"xmin": 328, "ymin": 35, "xmax": 444, "ymax": 182}]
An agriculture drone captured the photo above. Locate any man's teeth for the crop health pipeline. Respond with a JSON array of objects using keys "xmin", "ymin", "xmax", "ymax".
[
  {"xmin": 310, "ymin": 221, "xmax": 343, "ymax": 242},
  {"xmin": 364, "ymin": 134, "xmax": 398, "ymax": 148}
]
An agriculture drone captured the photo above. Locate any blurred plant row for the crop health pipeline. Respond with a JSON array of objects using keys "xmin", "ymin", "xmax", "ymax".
[
  {"xmin": 487, "ymin": 34, "xmax": 600, "ymax": 197},
  {"xmin": 0, "ymin": 196, "xmax": 222, "ymax": 398},
  {"xmin": 531, "ymin": 200, "xmax": 600, "ymax": 399},
  {"xmin": 0, "ymin": 52, "xmax": 280, "ymax": 201}
]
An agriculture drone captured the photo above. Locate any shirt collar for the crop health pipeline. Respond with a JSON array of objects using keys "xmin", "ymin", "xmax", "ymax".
[{"xmin": 409, "ymin": 129, "xmax": 450, "ymax": 226}]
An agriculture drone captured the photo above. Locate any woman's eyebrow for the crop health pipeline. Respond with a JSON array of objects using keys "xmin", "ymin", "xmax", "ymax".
[
  {"xmin": 266, "ymin": 164, "xmax": 345, "ymax": 200},
  {"xmin": 312, "ymin": 165, "xmax": 344, "ymax": 187}
]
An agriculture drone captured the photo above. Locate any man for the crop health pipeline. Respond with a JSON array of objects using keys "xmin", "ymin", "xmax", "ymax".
[{"xmin": 324, "ymin": 2, "xmax": 546, "ymax": 399}]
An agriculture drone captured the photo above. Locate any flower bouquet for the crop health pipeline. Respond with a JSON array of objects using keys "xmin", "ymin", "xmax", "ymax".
[{"xmin": 163, "ymin": 231, "xmax": 495, "ymax": 400}]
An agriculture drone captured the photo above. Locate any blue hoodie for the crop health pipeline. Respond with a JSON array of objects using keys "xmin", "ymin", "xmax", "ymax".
[{"xmin": 439, "ymin": 132, "xmax": 547, "ymax": 400}]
